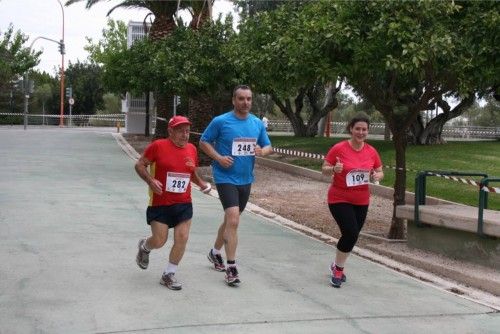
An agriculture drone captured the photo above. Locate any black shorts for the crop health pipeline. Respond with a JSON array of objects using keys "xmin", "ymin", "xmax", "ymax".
[
  {"xmin": 146, "ymin": 203, "xmax": 193, "ymax": 228},
  {"xmin": 215, "ymin": 183, "xmax": 251, "ymax": 213}
]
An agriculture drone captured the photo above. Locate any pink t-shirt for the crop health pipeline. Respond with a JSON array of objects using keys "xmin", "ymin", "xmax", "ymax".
[{"xmin": 324, "ymin": 140, "xmax": 382, "ymax": 205}]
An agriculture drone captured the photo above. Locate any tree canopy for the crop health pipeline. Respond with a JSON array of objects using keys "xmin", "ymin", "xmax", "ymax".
[
  {"xmin": 73, "ymin": 0, "xmax": 499, "ymax": 237},
  {"xmin": 0, "ymin": 24, "xmax": 40, "ymax": 91},
  {"xmin": 64, "ymin": 61, "xmax": 104, "ymax": 114}
]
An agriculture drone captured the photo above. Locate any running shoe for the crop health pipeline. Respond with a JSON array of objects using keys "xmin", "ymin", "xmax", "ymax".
[
  {"xmin": 136, "ymin": 238, "xmax": 150, "ymax": 270},
  {"xmin": 330, "ymin": 266, "xmax": 345, "ymax": 288},
  {"xmin": 207, "ymin": 250, "xmax": 226, "ymax": 272},
  {"xmin": 329, "ymin": 263, "xmax": 346, "ymax": 282},
  {"xmin": 160, "ymin": 272, "xmax": 182, "ymax": 290},
  {"xmin": 225, "ymin": 266, "xmax": 241, "ymax": 286}
]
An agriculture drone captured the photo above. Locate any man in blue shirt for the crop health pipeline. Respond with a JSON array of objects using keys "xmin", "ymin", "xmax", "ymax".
[{"xmin": 200, "ymin": 85, "xmax": 272, "ymax": 286}]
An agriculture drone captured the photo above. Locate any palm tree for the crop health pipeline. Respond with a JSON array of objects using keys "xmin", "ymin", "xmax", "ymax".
[
  {"xmin": 187, "ymin": 0, "xmax": 213, "ymax": 160},
  {"xmin": 65, "ymin": 0, "xmax": 183, "ymax": 138},
  {"xmin": 186, "ymin": 0, "xmax": 228, "ymax": 166}
]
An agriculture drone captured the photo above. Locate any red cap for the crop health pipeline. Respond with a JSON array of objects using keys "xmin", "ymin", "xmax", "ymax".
[{"xmin": 168, "ymin": 115, "xmax": 192, "ymax": 128}]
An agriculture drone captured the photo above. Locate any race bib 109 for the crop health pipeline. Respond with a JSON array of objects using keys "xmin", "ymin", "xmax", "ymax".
[
  {"xmin": 346, "ymin": 169, "xmax": 370, "ymax": 187},
  {"xmin": 232, "ymin": 138, "xmax": 257, "ymax": 156},
  {"xmin": 166, "ymin": 172, "xmax": 191, "ymax": 193}
]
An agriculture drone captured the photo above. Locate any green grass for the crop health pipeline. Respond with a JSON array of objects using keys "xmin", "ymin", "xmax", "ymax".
[{"xmin": 269, "ymin": 135, "xmax": 500, "ymax": 210}]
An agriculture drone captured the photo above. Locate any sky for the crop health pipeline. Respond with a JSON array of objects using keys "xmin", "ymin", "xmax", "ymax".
[{"xmin": 0, "ymin": 0, "xmax": 236, "ymax": 74}]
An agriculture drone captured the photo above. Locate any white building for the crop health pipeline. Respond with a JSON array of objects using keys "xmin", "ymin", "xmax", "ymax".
[{"xmin": 122, "ymin": 21, "xmax": 154, "ymax": 134}]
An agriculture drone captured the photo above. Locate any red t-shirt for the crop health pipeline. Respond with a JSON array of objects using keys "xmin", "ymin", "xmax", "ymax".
[
  {"xmin": 325, "ymin": 140, "xmax": 382, "ymax": 205},
  {"xmin": 143, "ymin": 139, "xmax": 199, "ymax": 206}
]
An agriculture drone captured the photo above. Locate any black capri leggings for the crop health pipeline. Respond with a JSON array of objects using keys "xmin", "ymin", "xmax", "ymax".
[{"xmin": 328, "ymin": 203, "xmax": 369, "ymax": 253}]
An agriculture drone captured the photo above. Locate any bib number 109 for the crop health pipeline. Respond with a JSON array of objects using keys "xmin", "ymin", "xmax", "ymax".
[{"xmin": 346, "ymin": 170, "xmax": 369, "ymax": 187}]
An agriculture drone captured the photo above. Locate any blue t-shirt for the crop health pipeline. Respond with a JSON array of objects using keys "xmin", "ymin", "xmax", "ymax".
[{"xmin": 200, "ymin": 111, "xmax": 271, "ymax": 185}]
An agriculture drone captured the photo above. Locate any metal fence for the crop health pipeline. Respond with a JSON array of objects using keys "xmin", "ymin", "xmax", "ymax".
[
  {"xmin": 268, "ymin": 121, "xmax": 500, "ymax": 139},
  {"xmin": 2, "ymin": 114, "xmax": 498, "ymax": 139},
  {"xmin": 0, "ymin": 113, "xmax": 125, "ymax": 127}
]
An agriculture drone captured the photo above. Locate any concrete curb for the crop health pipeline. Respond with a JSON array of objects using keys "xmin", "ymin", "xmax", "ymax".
[{"xmin": 363, "ymin": 243, "xmax": 500, "ymax": 297}]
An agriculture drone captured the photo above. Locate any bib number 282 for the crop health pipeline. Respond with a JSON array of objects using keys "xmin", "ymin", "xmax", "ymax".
[{"xmin": 166, "ymin": 172, "xmax": 190, "ymax": 193}]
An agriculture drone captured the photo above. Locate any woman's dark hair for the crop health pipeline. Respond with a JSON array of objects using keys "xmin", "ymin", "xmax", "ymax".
[{"xmin": 346, "ymin": 114, "xmax": 370, "ymax": 132}]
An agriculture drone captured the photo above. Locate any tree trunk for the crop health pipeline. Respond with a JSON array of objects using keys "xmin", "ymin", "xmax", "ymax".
[
  {"xmin": 318, "ymin": 116, "xmax": 326, "ymax": 137},
  {"xmin": 188, "ymin": 94, "xmax": 214, "ymax": 166},
  {"xmin": 270, "ymin": 83, "xmax": 339, "ymax": 137},
  {"xmin": 305, "ymin": 83, "xmax": 338, "ymax": 137},
  {"xmin": 419, "ymin": 116, "xmax": 447, "ymax": 144},
  {"xmin": 384, "ymin": 121, "xmax": 391, "ymax": 140},
  {"xmin": 408, "ymin": 95, "xmax": 474, "ymax": 145},
  {"xmin": 271, "ymin": 93, "xmax": 308, "ymax": 136},
  {"xmin": 290, "ymin": 100, "xmax": 308, "ymax": 137},
  {"xmin": 387, "ymin": 130, "xmax": 407, "ymax": 239},
  {"xmin": 144, "ymin": 91, "xmax": 150, "ymax": 137},
  {"xmin": 184, "ymin": 0, "xmax": 215, "ymax": 164},
  {"xmin": 408, "ymin": 113, "xmax": 424, "ymax": 144},
  {"xmin": 153, "ymin": 94, "xmax": 174, "ymax": 139},
  {"xmin": 149, "ymin": 16, "xmax": 177, "ymax": 140}
]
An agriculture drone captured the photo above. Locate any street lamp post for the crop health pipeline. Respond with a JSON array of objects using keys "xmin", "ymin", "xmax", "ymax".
[
  {"xmin": 24, "ymin": 36, "xmax": 62, "ymax": 130},
  {"xmin": 56, "ymin": 0, "xmax": 65, "ymax": 127}
]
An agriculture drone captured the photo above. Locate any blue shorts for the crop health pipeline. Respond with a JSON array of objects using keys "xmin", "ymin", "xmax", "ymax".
[
  {"xmin": 215, "ymin": 183, "xmax": 251, "ymax": 212},
  {"xmin": 146, "ymin": 203, "xmax": 193, "ymax": 228}
]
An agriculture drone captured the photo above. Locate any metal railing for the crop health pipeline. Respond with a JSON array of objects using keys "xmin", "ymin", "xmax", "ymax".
[
  {"xmin": 478, "ymin": 177, "xmax": 500, "ymax": 236},
  {"xmin": 268, "ymin": 121, "xmax": 500, "ymax": 139},
  {"xmin": 0, "ymin": 113, "xmax": 125, "ymax": 127},
  {"xmin": 414, "ymin": 170, "xmax": 491, "ymax": 236}
]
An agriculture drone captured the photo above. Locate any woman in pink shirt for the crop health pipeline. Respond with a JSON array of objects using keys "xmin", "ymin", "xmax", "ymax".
[{"xmin": 322, "ymin": 115, "xmax": 384, "ymax": 288}]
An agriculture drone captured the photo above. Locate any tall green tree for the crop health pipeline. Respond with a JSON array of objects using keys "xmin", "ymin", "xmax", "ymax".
[
  {"xmin": 85, "ymin": 19, "xmax": 127, "ymax": 67},
  {"xmin": 66, "ymin": 0, "xmax": 185, "ymax": 138},
  {"xmin": 232, "ymin": 3, "xmax": 340, "ymax": 136},
  {"xmin": 64, "ymin": 61, "xmax": 104, "ymax": 114},
  {"xmin": 408, "ymin": 1, "xmax": 499, "ymax": 144},
  {"xmin": 85, "ymin": 18, "xmax": 155, "ymax": 136},
  {"xmin": 233, "ymin": 0, "xmax": 294, "ymax": 18},
  {"xmin": 27, "ymin": 70, "xmax": 60, "ymax": 122},
  {"xmin": 34, "ymin": 83, "xmax": 53, "ymax": 124},
  {"xmin": 312, "ymin": 0, "xmax": 499, "ymax": 238},
  {"xmin": 0, "ymin": 24, "xmax": 40, "ymax": 97}
]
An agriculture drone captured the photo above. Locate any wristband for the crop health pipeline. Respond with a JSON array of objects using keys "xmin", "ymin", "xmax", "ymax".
[{"xmin": 201, "ymin": 183, "xmax": 212, "ymax": 194}]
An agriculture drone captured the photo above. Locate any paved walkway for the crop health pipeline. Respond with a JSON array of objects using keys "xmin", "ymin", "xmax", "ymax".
[{"xmin": 0, "ymin": 127, "xmax": 498, "ymax": 334}]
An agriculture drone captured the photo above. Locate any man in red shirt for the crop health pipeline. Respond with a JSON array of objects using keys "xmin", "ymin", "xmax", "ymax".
[{"xmin": 135, "ymin": 115, "xmax": 211, "ymax": 290}]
